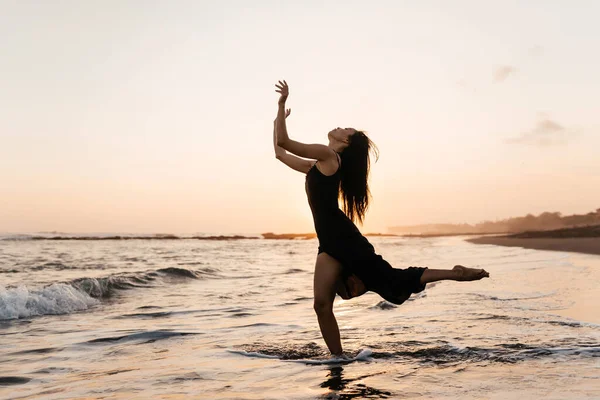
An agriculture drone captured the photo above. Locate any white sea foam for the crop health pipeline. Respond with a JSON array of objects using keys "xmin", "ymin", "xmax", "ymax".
[
  {"xmin": 0, "ymin": 284, "xmax": 99, "ymax": 320},
  {"xmin": 227, "ymin": 350, "xmax": 280, "ymax": 359}
]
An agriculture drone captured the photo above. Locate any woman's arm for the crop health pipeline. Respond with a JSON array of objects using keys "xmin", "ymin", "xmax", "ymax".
[
  {"xmin": 273, "ymin": 111, "xmax": 313, "ymax": 174},
  {"xmin": 275, "ymin": 80, "xmax": 333, "ymax": 161}
]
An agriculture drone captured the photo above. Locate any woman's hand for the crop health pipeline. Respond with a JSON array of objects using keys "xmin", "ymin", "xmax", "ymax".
[{"xmin": 275, "ymin": 80, "xmax": 289, "ymax": 104}]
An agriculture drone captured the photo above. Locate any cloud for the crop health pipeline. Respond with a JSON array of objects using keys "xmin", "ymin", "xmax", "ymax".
[
  {"xmin": 506, "ymin": 116, "xmax": 578, "ymax": 146},
  {"xmin": 493, "ymin": 66, "xmax": 517, "ymax": 83}
]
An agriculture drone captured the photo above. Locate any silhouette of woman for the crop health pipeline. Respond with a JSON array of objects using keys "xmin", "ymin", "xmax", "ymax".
[{"xmin": 272, "ymin": 80, "xmax": 489, "ymax": 357}]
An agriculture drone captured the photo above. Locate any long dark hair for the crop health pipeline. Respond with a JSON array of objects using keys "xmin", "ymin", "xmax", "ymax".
[{"xmin": 338, "ymin": 131, "xmax": 379, "ymax": 224}]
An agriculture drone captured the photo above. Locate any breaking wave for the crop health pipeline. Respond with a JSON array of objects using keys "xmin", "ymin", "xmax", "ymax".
[{"xmin": 0, "ymin": 267, "xmax": 216, "ymax": 320}]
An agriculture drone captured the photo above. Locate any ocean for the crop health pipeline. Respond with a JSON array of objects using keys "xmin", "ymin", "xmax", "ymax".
[{"xmin": 1, "ymin": 234, "xmax": 599, "ymax": 399}]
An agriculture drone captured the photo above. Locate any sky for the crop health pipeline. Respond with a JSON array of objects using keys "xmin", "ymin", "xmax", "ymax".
[{"xmin": 1, "ymin": 0, "xmax": 599, "ymax": 234}]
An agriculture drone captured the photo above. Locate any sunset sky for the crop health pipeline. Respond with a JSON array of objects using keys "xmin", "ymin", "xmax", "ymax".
[{"xmin": 1, "ymin": 1, "xmax": 599, "ymax": 234}]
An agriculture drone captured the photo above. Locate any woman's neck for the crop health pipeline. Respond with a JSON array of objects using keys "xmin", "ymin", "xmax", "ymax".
[{"xmin": 328, "ymin": 142, "xmax": 345, "ymax": 153}]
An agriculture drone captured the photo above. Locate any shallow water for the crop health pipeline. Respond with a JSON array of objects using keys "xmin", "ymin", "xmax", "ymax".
[{"xmin": 1, "ymin": 235, "xmax": 599, "ymax": 399}]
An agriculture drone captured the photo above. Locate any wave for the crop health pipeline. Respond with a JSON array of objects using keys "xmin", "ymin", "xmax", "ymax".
[
  {"xmin": 468, "ymin": 291, "xmax": 556, "ymax": 302},
  {"xmin": 0, "ymin": 376, "xmax": 31, "ymax": 386},
  {"xmin": 70, "ymin": 267, "xmax": 217, "ymax": 298},
  {"xmin": 370, "ymin": 301, "xmax": 398, "ymax": 310},
  {"xmin": 235, "ymin": 340, "xmax": 600, "ymax": 364},
  {"xmin": 373, "ymin": 342, "xmax": 600, "ymax": 364},
  {"xmin": 282, "ymin": 268, "xmax": 306, "ymax": 275},
  {"xmin": 84, "ymin": 329, "xmax": 198, "ymax": 345},
  {"xmin": 229, "ymin": 349, "xmax": 374, "ymax": 365},
  {"xmin": 0, "ymin": 284, "xmax": 99, "ymax": 321},
  {"xmin": 470, "ymin": 313, "xmax": 594, "ymax": 328},
  {"xmin": 239, "ymin": 342, "xmax": 326, "ymax": 360},
  {"xmin": 0, "ymin": 267, "xmax": 215, "ymax": 321}
]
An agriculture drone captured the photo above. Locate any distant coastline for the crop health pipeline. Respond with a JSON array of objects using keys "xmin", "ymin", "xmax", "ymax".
[
  {"xmin": 467, "ymin": 225, "xmax": 600, "ymax": 256},
  {"xmin": 390, "ymin": 208, "xmax": 600, "ymax": 236}
]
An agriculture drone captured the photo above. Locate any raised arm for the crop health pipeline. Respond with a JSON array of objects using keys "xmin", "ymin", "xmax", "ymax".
[
  {"xmin": 273, "ymin": 109, "xmax": 313, "ymax": 174},
  {"xmin": 274, "ymin": 80, "xmax": 333, "ymax": 161}
]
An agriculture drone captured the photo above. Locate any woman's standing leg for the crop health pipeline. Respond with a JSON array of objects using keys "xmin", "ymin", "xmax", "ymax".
[{"xmin": 313, "ymin": 252, "xmax": 344, "ymax": 356}]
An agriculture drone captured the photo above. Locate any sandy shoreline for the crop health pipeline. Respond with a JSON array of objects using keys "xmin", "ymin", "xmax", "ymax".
[
  {"xmin": 468, "ymin": 235, "xmax": 600, "ymax": 324},
  {"xmin": 467, "ymin": 236, "xmax": 600, "ymax": 256}
]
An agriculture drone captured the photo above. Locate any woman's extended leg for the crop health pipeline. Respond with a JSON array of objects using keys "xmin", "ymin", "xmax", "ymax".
[
  {"xmin": 313, "ymin": 252, "xmax": 344, "ymax": 356},
  {"xmin": 420, "ymin": 265, "xmax": 490, "ymax": 285}
]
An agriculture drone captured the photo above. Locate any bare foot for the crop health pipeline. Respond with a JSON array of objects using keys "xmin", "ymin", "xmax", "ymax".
[{"xmin": 453, "ymin": 265, "xmax": 490, "ymax": 281}]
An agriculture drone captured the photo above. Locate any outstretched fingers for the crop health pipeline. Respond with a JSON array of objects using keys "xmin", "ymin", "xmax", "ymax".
[{"xmin": 275, "ymin": 80, "xmax": 289, "ymax": 94}]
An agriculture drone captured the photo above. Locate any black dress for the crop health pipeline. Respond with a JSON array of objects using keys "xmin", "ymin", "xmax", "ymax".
[{"xmin": 305, "ymin": 152, "xmax": 427, "ymax": 305}]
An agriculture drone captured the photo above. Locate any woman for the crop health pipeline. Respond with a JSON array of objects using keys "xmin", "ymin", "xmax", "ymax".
[{"xmin": 272, "ymin": 80, "xmax": 489, "ymax": 357}]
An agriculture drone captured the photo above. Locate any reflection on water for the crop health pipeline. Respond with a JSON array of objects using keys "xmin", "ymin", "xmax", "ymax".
[{"xmin": 320, "ymin": 366, "xmax": 392, "ymax": 399}]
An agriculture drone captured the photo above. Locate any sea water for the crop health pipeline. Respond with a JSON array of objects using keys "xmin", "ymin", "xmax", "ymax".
[{"xmin": 1, "ymin": 234, "xmax": 599, "ymax": 399}]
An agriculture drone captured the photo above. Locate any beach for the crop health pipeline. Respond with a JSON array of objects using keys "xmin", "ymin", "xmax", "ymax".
[
  {"xmin": 466, "ymin": 230, "xmax": 600, "ymax": 324},
  {"xmin": 1, "ymin": 234, "xmax": 599, "ymax": 399},
  {"xmin": 467, "ymin": 236, "xmax": 600, "ymax": 256}
]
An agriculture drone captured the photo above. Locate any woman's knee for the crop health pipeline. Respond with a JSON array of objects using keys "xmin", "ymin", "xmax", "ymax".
[
  {"xmin": 313, "ymin": 298, "xmax": 333, "ymax": 315},
  {"xmin": 313, "ymin": 252, "xmax": 342, "ymax": 313}
]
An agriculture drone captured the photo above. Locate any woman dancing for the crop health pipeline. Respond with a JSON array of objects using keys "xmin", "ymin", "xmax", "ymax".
[{"xmin": 272, "ymin": 80, "xmax": 490, "ymax": 357}]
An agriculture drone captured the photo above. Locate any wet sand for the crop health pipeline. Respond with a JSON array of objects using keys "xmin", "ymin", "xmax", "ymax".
[
  {"xmin": 467, "ymin": 236, "xmax": 600, "ymax": 325},
  {"xmin": 467, "ymin": 236, "xmax": 600, "ymax": 256}
]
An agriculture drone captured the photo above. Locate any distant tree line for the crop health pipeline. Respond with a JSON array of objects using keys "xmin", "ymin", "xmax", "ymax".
[{"xmin": 389, "ymin": 208, "xmax": 600, "ymax": 235}]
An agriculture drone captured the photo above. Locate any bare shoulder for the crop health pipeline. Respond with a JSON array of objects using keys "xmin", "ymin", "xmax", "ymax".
[{"xmin": 314, "ymin": 149, "xmax": 340, "ymax": 176}]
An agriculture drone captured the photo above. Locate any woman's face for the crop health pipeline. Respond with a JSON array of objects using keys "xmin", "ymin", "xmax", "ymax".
[{"xmin": 328, "ymin": 127, "xmax": 355, "ymax": 148}]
